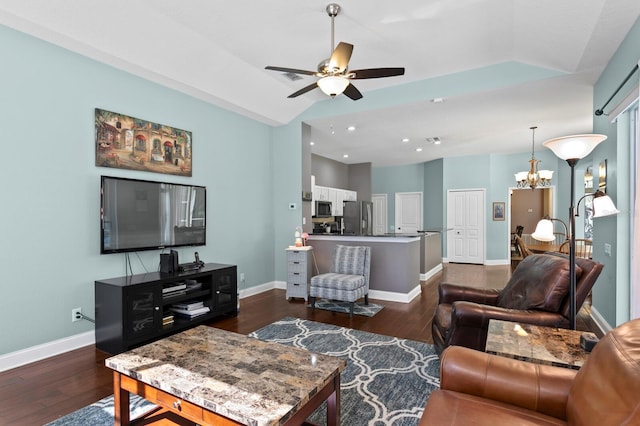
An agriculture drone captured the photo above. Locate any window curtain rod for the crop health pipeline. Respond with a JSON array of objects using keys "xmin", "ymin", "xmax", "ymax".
[{"xmin": 595, "ymin": 64, "xmax": 639, "ymax": 116}]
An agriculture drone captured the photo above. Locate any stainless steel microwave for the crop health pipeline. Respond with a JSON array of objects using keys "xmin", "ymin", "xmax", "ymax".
[{"xmin": 315, "ymin": 200, "xmax": 332, "ymax": 217}]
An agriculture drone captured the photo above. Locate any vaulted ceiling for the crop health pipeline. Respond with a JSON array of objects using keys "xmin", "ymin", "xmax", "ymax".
[{"xmin": 1, "ymin": 1, "xmax": 638, "ymax": 166}]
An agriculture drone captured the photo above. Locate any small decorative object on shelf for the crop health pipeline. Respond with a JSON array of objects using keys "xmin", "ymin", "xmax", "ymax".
[{"xmin": 294, "ymin": 226, "xmax": 303, "ymax": 247}]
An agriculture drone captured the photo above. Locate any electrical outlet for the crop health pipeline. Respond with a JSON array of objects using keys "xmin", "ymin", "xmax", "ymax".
[
  {"xmin": 604, "ymin": 243, "xmax": 612, "ymax": 256},
  {"xmin": 72, "ymin": 307, "xmax": 82, "ymax": 322}
]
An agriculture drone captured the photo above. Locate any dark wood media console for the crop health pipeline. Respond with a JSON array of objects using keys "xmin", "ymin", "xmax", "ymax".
[{"xmin": 95, "ymin": 263, "xmax": 237, "ymax": 355}]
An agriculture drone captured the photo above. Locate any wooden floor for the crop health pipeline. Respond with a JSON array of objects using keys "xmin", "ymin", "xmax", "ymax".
[{"xmin": 0, "ymin": 262, "xmax": 595, "ymax": 425}]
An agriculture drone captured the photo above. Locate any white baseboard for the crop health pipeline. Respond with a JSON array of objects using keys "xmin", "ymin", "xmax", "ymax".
[
  {"xmin": 420, "ymin": 263, "xmax": 443, "ymax": 281},
  {"xmin": 590, "ymin": 307, "xmax": 612, "ymax": 335},
  {"xmin": 4, "ymin": 278, "xmax": 422, "ymax": 372},
  {"xmin": 0, "ymin": 331, "xmax": 94, "ymax": 372},
  {"xmin": 485, "ymin": 258, "xmax": 511, "ymax": 266}
]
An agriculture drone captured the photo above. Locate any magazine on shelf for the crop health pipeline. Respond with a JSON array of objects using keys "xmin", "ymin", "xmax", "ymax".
[
  {"xmin": 170, "ymin": 305, "xmax": 210, "ymax": 317},
  {"xmin": 162, "ymin": 282, "xmax": 187, "ymax": 294},
  {"xmin": 172, "ymin": 300, "xmax": 204, "ymax": 310}
]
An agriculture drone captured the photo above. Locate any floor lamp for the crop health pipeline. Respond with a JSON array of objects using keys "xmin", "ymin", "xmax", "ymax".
[{"xmin": 535, "ymin": 134, "xmax": 620, "ymax": 330}]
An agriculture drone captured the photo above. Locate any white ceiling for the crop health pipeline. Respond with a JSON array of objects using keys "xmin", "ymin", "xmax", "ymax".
[{"xmin": 1, "ymin": 1, "xmax": 638, "ymax": 166}]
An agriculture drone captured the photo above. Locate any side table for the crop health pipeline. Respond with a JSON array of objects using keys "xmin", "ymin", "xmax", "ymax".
[
  {"xmin": 285, "ymin": 246, "xmax": 314, "ymax": 301},
  {"xmin": 485, "ymin": 319, "xmax": 591, "ymax": 369}
]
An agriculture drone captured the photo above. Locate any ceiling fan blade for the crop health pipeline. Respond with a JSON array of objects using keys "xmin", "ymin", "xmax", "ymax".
[
  {"xmin": 287, "ymin": 82, "xmax": 319, "ymax": 98},
  {"xmin": 265, "ymin": 66, "xmax": 317, "ymax": 76},
  {"xmin": 350, "ymin": 67, "xmax": 405, "ymax": 79},
  {"xmin": 329, "ymin": 42, "xmax": 353, "ymax": 72},
  {"xmin": 343, "ymin": 83, "xmax": 363, "ymax": 101}
]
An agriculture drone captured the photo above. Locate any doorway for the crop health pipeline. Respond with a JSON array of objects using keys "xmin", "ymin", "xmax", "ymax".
[
  {"xmin": 447, "ymin": 189, "xmax": 485, "ymax": 264},
  {"xmin": 395, "ymin": 192, "xmax": 423, "ymax": 233},
  {"xmin": 372, "ymin": 194, "xmax": 388, "ymax": 235}
]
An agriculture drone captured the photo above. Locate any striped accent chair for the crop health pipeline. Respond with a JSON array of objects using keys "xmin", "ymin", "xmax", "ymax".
[{"xmin": 309, "ymin": 245, "xmax": 371, "ymax": 317}]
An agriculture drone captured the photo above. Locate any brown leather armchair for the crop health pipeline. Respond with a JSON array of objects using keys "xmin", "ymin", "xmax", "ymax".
[
  {"xmin": 432, "ymin": 253, "xmax": 603, "ymax": 355},
  {"xmin": 420, "ymin": 318, "xmax": 640, "ymax": 425}
]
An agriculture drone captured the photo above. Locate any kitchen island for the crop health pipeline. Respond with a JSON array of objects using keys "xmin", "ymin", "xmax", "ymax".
[{"xmin": 307, "ymin": 234, "xmax": 436, "ymax": 303}]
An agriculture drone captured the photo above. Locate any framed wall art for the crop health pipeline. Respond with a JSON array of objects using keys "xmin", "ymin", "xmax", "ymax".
[
  {"xmin": 95, "ymin": 108, "xmax": 192, "ymax": 177},
  {"xmin": 492, "ymin": 202, "xmax": 505, "ymax": 221}
]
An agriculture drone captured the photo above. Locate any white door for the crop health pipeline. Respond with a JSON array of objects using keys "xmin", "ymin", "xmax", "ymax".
[
  {"xmin": 447, "ymin": 189, "xmax": 485, "ymax": 264},
  {"xmin": 372, "ymin": 194, "xmax": 387, "ymax": 235},
  {"xmin": 395, "ymin": 192, "xmax": 423, "ymax": 233}
]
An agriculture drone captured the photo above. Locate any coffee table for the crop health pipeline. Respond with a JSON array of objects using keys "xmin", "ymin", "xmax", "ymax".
[
  {"xmin": 106, "ymin": 325, "xmax": 346, "ymax": 425},
  {"xmin": 485, "ymin": 319, "xmax": 590, "ymax": 370}
]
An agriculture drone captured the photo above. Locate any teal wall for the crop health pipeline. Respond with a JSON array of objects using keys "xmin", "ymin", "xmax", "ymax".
[
  {"xmin": 2, "ymin": 15, "xmax": 637, "ymax": 357},
  {"xmin": 591, "ymin": 16, "xmax": 640, "ymax": 327},
  {"xmin": 0, "ymin": 24, "xmax": 274, "ymax": 355}
]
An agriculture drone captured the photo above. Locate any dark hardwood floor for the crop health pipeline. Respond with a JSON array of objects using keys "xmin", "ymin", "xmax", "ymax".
[{"xmin": 0, "ymin": 262, "xmax": 594, "ymax": 425}]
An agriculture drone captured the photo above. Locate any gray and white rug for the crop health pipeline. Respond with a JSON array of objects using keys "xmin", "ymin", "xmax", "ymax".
[
  {"xmin": 309, "ymin": 299, "xmax": 384, "ymax": 317},
  {"xmin": 250, "ymin": 317, "xmax": 440, "ymax": 425},
  {"xmin": 48, "ymin": 318, "xmax": 440, "ymax": 425}
]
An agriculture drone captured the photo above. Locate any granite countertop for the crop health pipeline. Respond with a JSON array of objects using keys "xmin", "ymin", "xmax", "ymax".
[
  {"xmin": 485, "ymin": 319, "xmax": 589, "ymax": 369},
  {"xmin": 106, "ymin": 326, "xmax": 345, "ymax": 425}
]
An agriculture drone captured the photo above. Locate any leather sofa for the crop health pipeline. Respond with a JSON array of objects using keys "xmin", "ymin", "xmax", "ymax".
[
  {"xmin": 420, "ymin": 318, "xmax": 640, "ymax": 425},
  {"xmin": 432, "ymin": 253, "xmax": 603, "ymax": 355}
]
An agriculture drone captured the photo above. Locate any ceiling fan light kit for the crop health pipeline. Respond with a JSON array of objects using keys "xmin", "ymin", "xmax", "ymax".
[
  {"xmin": 265, "ymin": 3, "xmax": 405, "ymax": 100},
  {"xmin": 318, "ymin": 75, "xmax": 350, "ymax": 97}
]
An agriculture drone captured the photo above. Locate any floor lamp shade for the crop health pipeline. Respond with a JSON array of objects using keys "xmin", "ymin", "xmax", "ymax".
[{"xmin": 543, "ymin": 134, "xmax": 607, "ymax": 160}]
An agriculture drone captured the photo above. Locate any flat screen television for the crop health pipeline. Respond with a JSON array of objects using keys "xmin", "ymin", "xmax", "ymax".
[{"xmin": 101, "ymin": 175, "xmax": 206, "ymax": 254}]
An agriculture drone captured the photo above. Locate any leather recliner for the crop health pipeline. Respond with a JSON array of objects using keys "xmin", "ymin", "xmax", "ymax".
[
  {"xmin": 420, "ymin": 318, "xmax": 640, "ymax": 425},
  {"xmin": 432, "ymin": 253, "xmax": 603, "ymax": 355}
]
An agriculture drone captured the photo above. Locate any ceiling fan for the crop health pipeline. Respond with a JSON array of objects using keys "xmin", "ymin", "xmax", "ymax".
[{"xmin": 265, "ymin": 3, "xmax": 405, "ymax": 100}]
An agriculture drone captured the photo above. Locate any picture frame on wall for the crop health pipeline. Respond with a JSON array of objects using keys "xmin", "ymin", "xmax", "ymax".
[
  {"xmin": 492, "ymin": 202, "xmax": 505, "ymax": 221},
  {"xmin": 95, "ymin": 108, "xmax": 193, "ymax": 177}
]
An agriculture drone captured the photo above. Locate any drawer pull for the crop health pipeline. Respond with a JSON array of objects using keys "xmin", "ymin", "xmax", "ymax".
[
  {"xmin": 293, "ymin": 272, "xmax": 300, "ymax": 275},
  {"xmin": 173, "ymin": 400, "xmax": 181, "ymax": 410},
  {"xmin": 293, "ymin": 261, "xmax": 300, "ymax": 264}
]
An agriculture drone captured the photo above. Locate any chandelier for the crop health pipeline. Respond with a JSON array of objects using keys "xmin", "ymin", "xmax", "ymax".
[{"xmin": 515, "ymin": 126, "xmax": 553, "ymax": 189}]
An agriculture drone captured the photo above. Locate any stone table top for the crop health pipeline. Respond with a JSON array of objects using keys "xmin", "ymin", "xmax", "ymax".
[
  {"xmin": 485, "ymin": 319, "xmax": 590, "ymax": 369},
  {"xmin": 106, "ymin": 325, "xmax": 346, "ymax": 425}
]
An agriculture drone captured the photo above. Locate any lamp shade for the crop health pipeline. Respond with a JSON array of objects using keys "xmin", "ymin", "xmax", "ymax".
[
  {"xmin": 592, "ymin": 194, "xmax": 621, "ymax": 217},
  {"xmin": 317, "ymin": 76, "xmax": 350, "ymax": 96},
  {"xmin": 531, "ymin": 219, "xmax": 556, "ymax": 242},
  {"xmin": 538, "ymin": 169, "xmax": 554, "ymax": 180},
  {"xmin": 543, "ymin": 134, "xmax": 607, "ymax": 160}
]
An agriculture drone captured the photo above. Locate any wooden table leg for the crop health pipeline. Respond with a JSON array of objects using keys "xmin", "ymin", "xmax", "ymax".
[
  {"xmin": 326, "ymin": 374, "xmax": 341, "ymax": 426},
  {"xmin": 113, "ymin": 371, "xmax": 130, "ymax": 426}
]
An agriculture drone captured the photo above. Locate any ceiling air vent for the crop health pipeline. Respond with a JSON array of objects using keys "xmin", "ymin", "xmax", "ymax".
[
  {"xmin": 426, "ymin": 137, "xmax": 441, "ymax": 145},
  {"xmin": 284, "ymin": 72, "xmax": 303, "ymax": 81}
]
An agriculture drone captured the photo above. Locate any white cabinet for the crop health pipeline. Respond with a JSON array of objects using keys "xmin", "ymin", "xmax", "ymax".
[
  {"xmin": 311, "ymin": 180, "xmax": 357, "ymax": 217},
  {"xmin": 335, "ymin": 190, "xmax": 345, "ymax": 216},
  {"xmin": 285, "ymin": 248, "xmax": 313, "ymax": 301},
  {"xmin": 316, "ymin": 186, "xmax": 330, "ymax": 201}
]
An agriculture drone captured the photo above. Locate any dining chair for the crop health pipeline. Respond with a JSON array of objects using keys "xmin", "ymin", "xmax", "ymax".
[{"xmin": 559, "ymin": 239, "xmax": 593, "ymax": 259}]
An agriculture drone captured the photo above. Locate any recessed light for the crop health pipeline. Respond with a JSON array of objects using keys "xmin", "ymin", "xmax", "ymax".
[
  {"xmin": 415, "ymin": 148, "xmax": 423, "ymax": 152},
  {"xmin": 343, "ymin": 154, "xmax": 349, "ymax": 158},
  {"xmin": 426, "ymin": 137, "xmax": 441, "ymax": 145},
  {"xmin": 431, "ymin": 97, "xmax": 445, "ymax": 103},
  {"xmin": 402, "ymin": 138, "xmax": 410, "ymax": 143},
  {"xmin": 347, "ymin": 125, "xmax": 356, "ymax": 132},
  {"xmin": 310, "ymin": 141, "xmax": 315, "ymax": 146}
]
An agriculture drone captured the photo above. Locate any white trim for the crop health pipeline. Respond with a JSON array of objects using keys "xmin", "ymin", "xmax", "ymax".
[
  {"xmin": 4, "ymin": 278, "xmax": 424, "ymax": 372},
  {"xmin": 420, "ymin": 263, "xmax": 443, "ymax": 281},
  {"xmin": 609, "ymin": 85, "xmax": 639, "ymax": 122},
  {"xmin": 0, "ymin": 331, "xmax": 94, "ymax": 372},
  {"xmin": 590, "ymin": 306, "xmax": 613, "ymax": 335},
  {"xmin": 485, "ymin": 258, "xmax": 511, "ymax": 266}
]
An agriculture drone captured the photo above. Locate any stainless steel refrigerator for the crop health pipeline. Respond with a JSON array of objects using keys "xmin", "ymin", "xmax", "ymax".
[{"xmin": 343, "ymin": 201, "xmax": 373, "ymax": 235}]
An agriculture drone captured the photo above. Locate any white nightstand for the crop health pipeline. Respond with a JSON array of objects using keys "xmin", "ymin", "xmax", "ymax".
[{"xmin": 285, "ymin": 247, "xmax": 314, "ymax": 301}]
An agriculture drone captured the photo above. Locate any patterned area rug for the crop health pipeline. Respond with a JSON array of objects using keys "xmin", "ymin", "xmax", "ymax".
[
  {"xmin": 250, "ymin": 317, "xmax": 440, "ymax": 425},
  {"xmin": 309, "ymin": 298, "xmax": 384, "ymax": 316},
  {"xmin": 46, "ymin": 394, "xmax": 157, "ymax": 425},
  {"xmin": 48, "ymin": 318, "xmax": 440, "ymax": 425}
]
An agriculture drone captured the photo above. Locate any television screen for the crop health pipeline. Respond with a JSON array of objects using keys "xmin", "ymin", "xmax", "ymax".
[{"xmin": 101, "ymin": 176, "xmax": 206, "ymax": 254}]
